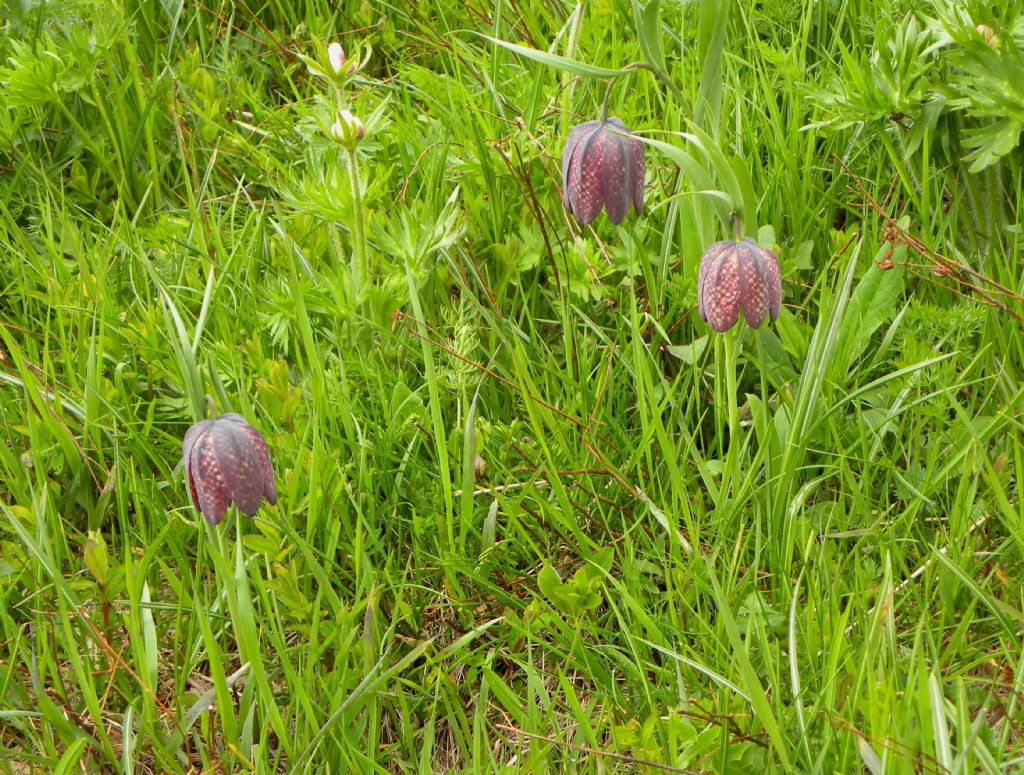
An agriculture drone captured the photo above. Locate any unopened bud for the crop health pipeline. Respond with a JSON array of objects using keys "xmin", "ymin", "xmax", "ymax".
[
  {"xmin": 331, "ymin": 109, "xmax": 365, "ymax": 147},
  {"xmin": 84, "ymin": 531, "xmax": 110, "ymax": 586},
  {"xmin": 473, "ymin": 453, "xmax": 488, "ymax": 480},
  {"xmin": 328, "ymin": 42, "xmax": 346, "ymax": 74},
  {"xmin": 976, "ymin": 24, "xmax": 998, "ymax": 46}
]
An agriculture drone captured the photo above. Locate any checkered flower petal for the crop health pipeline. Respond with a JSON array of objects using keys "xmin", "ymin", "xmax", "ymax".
[
  {"xmin": 561, "ymin": 118, "xmax": 645, "ymax": 226},
  {"xmin": 697, "ymin": 238, "xmax": 782, "ymax": 333},
  {"xmin": 183, "ymin": 414, "xmax": 277, "ymax": 525}
]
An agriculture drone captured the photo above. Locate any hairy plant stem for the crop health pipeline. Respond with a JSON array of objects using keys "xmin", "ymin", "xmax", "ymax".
[{"xmin": 346, "ymin": 146, "xmax": 369, "ymax": 309}]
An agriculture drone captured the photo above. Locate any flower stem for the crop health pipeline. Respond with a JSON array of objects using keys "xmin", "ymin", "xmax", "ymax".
[
  {"xmin": 346, "ymin": 146, "xmax": 368, "ymax": 308},
  {"xmin": 731, "ymin": 211, "xmax": 743, "ymax": 240},
  {"xmin": 721, "ymin": 328, "xmax": 741, "ymax": 498},
  {"xmin": 601, "ymin": 62, "xmax": 689, "ymax": 125},
  {"xmin": 600, "ymin": 76, "xmax": 617, "ymax": 123}
]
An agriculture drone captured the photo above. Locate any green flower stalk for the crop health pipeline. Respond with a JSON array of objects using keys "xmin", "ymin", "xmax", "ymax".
[{"xmin": 331, "ymin": 110, "xmax": 368, "ymax": 304}]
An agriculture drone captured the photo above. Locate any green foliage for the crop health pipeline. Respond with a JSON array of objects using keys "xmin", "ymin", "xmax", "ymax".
[
  {"xmin": 537, "ymin": 547, "xmax": 614, "ymax": 617},
  {"xmin": 1, "ymin": 0, "xmax": 1023, "ymax": 772},
  {"xmin": 812, "ymin": 3, "xmax": 1024, "ymax": 253}
]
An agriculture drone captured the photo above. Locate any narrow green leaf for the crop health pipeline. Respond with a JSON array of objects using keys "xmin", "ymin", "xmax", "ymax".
[
  {"xmin": 704, "ymin": 558, "xmax": 792, "ymax": 769},
  {"xmin": 633, "ymin": 0, "xmax": 666, "ymax": 71},
  {"xmin": 475, "ymin": 33, "xmax": 628, "ymax": 78},
  {"xmin": 53, "ymin": 738, "xmax": 89, "ymax": 775}
]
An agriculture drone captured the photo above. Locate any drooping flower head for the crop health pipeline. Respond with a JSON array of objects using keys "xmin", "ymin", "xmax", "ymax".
[
  {"xmin": 183, "ymin": 413, "xmax": 277, "ymax": 525},
  {"xmin": 697, "ymin": 238, "xmax": 782, "ymax": 332},
  {"xmin": 561, "ymin": 117, "xmax": 645, "ymax": 226}
]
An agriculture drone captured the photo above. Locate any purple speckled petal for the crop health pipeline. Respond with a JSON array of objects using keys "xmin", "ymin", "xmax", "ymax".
[
  {"xmin": 562, "ymin": 121, "xmax": 599, "ymax": 210},
  {"xmin": 764, "ymin": 248, "xmax": 782, "ymax": 323},
  {"xmin": 188, "ymin": 428, "xmax": 233, "ymax": 524},
  {"xmin": 605, "ymin": 117, "xmax": 645, "ymax": 219},
  {"xmin": 698, "ymin": 242, "xmax": 737, "ymax": 331},
  {"xmin": 182, "ymin": 413, "xmax": 276, "ymax": 524},
  {"xmin": 602, "ymin": 134, "xmax": 630, "ymax": 225},
  {"xmin": 183, "ymin": 420, "xmax": 214, "ymax": 513},
  {"xmin": 709, "ymin": 245, "xmax": 742, "ymax": 332},
  {"xmin": 224, "ymin": 414, "xmax": 277, "ymax": 507},
  {"xmin": 223, "ymin": 423, "xmax": 265, "ymax": 515},
  {"xmin": 182, "ymin": 420, "xmax": 213, "ymax": 477},
  {"xmin": 567, "ymin": 124, "xmax": 607, "ymax": 225},
  {"xmin": 737, "ymin": 242, "xmax": 772, "ymax": 329}
]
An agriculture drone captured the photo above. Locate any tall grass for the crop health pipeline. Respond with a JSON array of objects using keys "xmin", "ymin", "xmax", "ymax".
[{"xmin": 1, "ymin": 0, "xmax": 1023, "ymax": 772}]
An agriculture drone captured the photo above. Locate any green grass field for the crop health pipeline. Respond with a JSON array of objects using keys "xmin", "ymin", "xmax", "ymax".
[{"xmin": 2, "ymin": 0, "xmax": 1024, "ymax": 772}]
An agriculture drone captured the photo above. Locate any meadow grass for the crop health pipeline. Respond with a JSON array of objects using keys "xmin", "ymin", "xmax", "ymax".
[{"xmin": 1, "ymin": 0, "xmax": 1024, "ymax": 772}]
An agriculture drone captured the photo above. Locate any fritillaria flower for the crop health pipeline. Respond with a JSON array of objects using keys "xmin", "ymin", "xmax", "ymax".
[
  {"xmin": 697, "ymin": 238, "xmax": 782, "ymax": 333},
  {"xmin": 561, "ymin": 117, "xmax": 645, "ymax": 226},
  {"xmin": 183, "ymin": 413, "xmax": 277, "ymax": 525}
]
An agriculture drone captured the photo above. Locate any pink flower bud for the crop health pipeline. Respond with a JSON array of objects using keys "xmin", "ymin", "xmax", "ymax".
[
  {"xmin": 328, "ymin": 42, "xmax": 346, "ymax": 75},
  {"xmin": 331, "ymin": 109, "xmax": 365, "ymax": 145}
]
